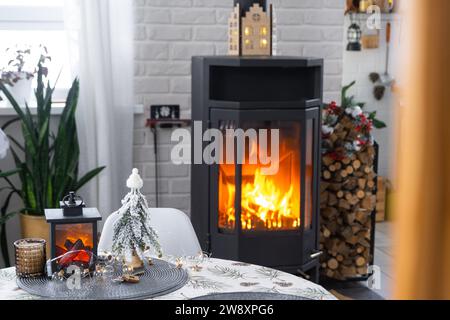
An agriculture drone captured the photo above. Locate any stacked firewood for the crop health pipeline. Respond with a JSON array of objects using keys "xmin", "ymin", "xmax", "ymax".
[{"xmin": 319, "ymin": 127, "xmax": 377, "ymax": 280}]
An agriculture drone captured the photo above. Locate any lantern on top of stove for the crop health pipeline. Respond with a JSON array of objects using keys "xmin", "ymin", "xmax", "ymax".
[
  {"xmin": 44, "ymin": 192, "xmax": 102, "ymax": 273},
  {"xmin": 347, "ymin": 16, "xmax": 362, "ymax": 51}
]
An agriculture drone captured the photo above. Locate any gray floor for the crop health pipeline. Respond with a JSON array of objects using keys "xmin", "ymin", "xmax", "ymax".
[
  {"xmin": 373, "ymin": 222, "xmax": 394, "ymax": 299},
  {"xmin": 322, "ymin": 222, "xmax": 395, "ymax": 300}
]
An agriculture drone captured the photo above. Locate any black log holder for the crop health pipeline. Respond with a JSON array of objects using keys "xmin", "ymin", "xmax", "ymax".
[{"xmin": 320, "ymin": 142, "xmax": 379, "ymax": 284}]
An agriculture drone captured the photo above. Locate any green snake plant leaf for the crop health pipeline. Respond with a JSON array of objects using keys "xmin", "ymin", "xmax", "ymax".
[
  {"xmin": 73, "ymin": 166, "xmax": 106, "ymax": 192},
  {"xmin": 1, "ymin": 66, "xmax": 104, "ymax": 216},
  {"xmin": 1, "ymin": 117, "xmax": 20, "ymax": 131},
  {"xmin": 6, "ymin": 135, "xmax": 25, "ymax": 153},
  {"xmin": 0, "ymin": 83, "xmax": 38, "ymax": 154},
  {"xmin": 0, "ymin": 169, "xmax": 21, "ymax": 178}
]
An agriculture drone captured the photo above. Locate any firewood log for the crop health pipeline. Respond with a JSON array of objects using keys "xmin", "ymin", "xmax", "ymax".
[
  {"xmin": 328, "ymin": 193, "xmax": 338, "ymax": 206},
  {"xmin": 327, "ymin": 258, "xmax": 339, "ymax": 270},
  {"xmin": 358, "ymin": 178, "xmax": 367, "ymax": 189},
  {"xmin": 356, "ymin": 190, "xmax": 366, "ymax": 199},
  {"xmin": 346, "ymin": 166, "xmax": 354, "ymax": 175},
  {"xmin": 355, "ymin": 256, "xmax": 366, "ymax": 267},
  {"xmin": 323, "ymin": 156, "xmax": 334, "ymax": 166}
]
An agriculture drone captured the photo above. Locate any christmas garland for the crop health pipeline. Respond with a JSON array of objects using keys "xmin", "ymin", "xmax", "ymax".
[{"xmin": 322, "ymin": 81, "xmax": 386, "ymax": 160}]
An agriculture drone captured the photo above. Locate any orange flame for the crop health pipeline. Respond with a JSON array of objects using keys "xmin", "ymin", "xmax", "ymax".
[{"xmin": 222, "ymin": 168, "xmax": 299, "ymax": 231}]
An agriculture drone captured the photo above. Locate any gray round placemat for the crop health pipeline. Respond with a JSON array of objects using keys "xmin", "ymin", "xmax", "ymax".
[
  {"xmin": 17, "ymin": 259, "xmax": 188, "ymax": 300},
  {"xmin": 192, "ymin": 292, "xmax": 312, "ymax": 300}
]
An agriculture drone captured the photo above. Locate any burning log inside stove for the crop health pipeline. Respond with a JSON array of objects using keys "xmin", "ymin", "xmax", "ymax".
[{"xmin": 56, "ymin": 238, "xmax": 93, "ymax": 269}]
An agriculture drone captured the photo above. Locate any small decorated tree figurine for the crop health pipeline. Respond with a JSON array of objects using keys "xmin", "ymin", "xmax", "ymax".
[{"xmin": 112, "ymin": 169, "xmax": 162, "ymax": 268}]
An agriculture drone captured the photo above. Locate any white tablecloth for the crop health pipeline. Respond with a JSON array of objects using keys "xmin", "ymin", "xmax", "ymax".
[{"xmin": 0, "ymin": 258, "xmax": 335, "ymax": 300}]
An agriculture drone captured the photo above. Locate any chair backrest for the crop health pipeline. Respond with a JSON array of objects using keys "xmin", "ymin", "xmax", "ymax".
[
  {"xmin": 98, "ymin": 208, "xmax": 201, "ymax": 258},
  {"xmin": 150, "ymin": 208, "xmax": 202, "ymax": 257}
]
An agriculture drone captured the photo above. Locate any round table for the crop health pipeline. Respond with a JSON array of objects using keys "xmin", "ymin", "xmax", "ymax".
[{"xmin": 0, "ymin": 258, "xmax": 335, "ymax": 300}]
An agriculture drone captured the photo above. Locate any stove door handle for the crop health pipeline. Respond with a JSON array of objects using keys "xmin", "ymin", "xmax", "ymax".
[{"xmin": 310, "ymin": 250, "xmax": 323, "ymax": 259}]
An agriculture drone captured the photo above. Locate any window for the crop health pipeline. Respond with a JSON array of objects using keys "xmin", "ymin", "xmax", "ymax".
[{"xmin": 0, "ymin": 0, "xmax": 71, "ymax": 103}]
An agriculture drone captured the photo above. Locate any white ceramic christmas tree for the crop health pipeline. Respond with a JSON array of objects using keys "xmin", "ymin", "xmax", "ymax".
[{"xmin": 111, "ymin": 168, "xmax": 162, "ymax": 267}]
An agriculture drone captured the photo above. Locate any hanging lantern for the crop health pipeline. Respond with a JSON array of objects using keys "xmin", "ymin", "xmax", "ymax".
[{"xmin": 347, "ymin": 21, "xmax": 362, "ymax": 51}]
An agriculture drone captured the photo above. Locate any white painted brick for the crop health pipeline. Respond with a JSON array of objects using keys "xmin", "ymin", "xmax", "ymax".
[
  {"xmin": 216, "ymin": 8, "xmax": 231, "ymax": 24},
  {"xmin": 193, "ymin": 0, "xmax": 231, "ymax": 8},
  {"xmin": 277, "ymin": 43, "xmax": 303, "ymax": 56},
  {"xmin": 280, "ymin": 27, "xmax": 322, "ymax": 41},
  {"xmin": 281, "ymin": 0, "xmax": 324, "ymax": 9},
  {"xmin": 146, "ymin": 0, "xmax": 192, "ymax": 7},
  {"xmin": 134, "ymin": 130, "xmax": 146, "ymax": 145},
  {"xmin": 303, "ymin": 43, "xmax": 343, "ymax": 59},
  {"xmin": 144, "ymin": 163, "xmax": 189, "ymax": 178},
  {"xmin": 324, "ymin": 76, "xmax": 342, "ymax": 92},
  {"xmin": 133, "ymin": 145, "xmax": 172, "ymax": 162},
  {"xmin": 276, "ymin": 10, "xmax": 305, "ymax": 25},
  {"xmin": 159, "ymin": 195, "xmax": 190, "ymax": 210},
  {"xmin": 324, "ymin": 59, "xmax": 343, "ymax": 75},
  {"xmin": 134, "ymin": 77, "xmax": 170, "ymax": 93},
  {"xmin": 134, "ymin": 62, "xmax": 146, "ymax": 76},
  {"xmin": 172, "ymin": 9, "xmax": 216, "ymax": 25},
  {"xmin": 144, "ymin": 61, "xmax": 191, "ymax": 76},
  {"xmin": 170, "ymin": 77, "xmax": 191, "ymax": 93},
  {"xmin": 143, "ymin": 8, "xmax": 171, "ymax": 24},
  {"xmin": 324, "ymin": 0, "xmax": 346, "ymax": 9},
  {"xmin": 169, "ymin": 179, "xmax": 191, "ymax": 194},
  {"xmin": 171, "ymin": 43, "xmax": 215, "ymax": 60},
  {"xmin": 193, "ymin": 26, "xmax": 227, "ymax": 41},
  {"xmin": 215, "ymin": 43, "xmax": 228, "ymax": 55},
  {"xmin": 135, "ymin": 42, "xmax": 169, "ymax": 60},
  {"xmin": 147, "ymin": 26, "xmax": 192, "ymax": 41},
  {"xmin": 134, "ymin": 25, "xmax": 147, "ymax": 40},
  {"xmin": 142, "ymin": 179, "xmax": 169, "ymax": 194},
  {"xmin": 304, "ymin": 10, "xmax": 344, "ymax": 26},
  {"xmin": 134, "ymin": 8, "xmax": 144, "ymax": 23},
  {"xmin": 322, "ymin": 27, "xmax": 343, "ymax": 41}
]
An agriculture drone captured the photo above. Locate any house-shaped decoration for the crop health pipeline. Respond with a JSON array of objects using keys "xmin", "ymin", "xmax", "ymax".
[
  {"xmin": 228, "ymin": 4, "xmax": 241, "ymax": 56},
  {"xmin": 228, "ymin": 0, "xmax": 273, "ymax": 56}
]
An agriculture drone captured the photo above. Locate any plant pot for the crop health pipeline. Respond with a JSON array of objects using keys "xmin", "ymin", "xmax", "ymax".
[
  {"xmin": 6, "ymin": 75, "xmax": 33, "ymax": 106},
  {"xmin": 20, "ymin": 213, "xmax": 50, "ymax": 259}
]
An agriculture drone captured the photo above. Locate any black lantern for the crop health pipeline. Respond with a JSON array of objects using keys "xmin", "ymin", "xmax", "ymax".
[
  {"xmin": 347, "ymin": 21, "xmax": 362, "ymax": 51},
  {"xmin": 45, "ymin": 192, "xmax": 101, "ymax": 272}
]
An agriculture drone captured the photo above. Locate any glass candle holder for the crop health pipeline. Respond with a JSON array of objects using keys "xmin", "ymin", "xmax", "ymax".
[{"xmin": 14, "ymin": 238, "xmax": 46, "ymax": 278}]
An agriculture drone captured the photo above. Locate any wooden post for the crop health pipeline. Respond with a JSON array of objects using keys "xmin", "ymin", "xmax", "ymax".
[{"xmin": 394, "ymin": 0, "xmax": 450, "ymax": 300}]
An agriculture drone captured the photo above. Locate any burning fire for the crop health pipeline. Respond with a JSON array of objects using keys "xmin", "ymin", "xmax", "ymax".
[{"xmin": 222, "ymin": 168, "xmax": 299, "ymax": 231}]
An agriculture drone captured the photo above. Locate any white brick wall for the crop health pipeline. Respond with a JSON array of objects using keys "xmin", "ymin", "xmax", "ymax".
[
  {"xmin": 133, "ymin": 0, "xmax": 346, "ymax": 214},
  {"xmin": 342, "ymin": 14, "xmax": 404, "ymax": 183}
]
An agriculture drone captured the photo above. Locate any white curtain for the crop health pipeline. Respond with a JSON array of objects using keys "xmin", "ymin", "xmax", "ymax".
[{"xmin": 64, "ymin": 0, "xmax": 134, "ymax": 220}]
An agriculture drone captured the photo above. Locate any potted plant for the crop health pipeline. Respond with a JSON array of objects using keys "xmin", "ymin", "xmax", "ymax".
[
  {"xmin": 0, "ymin": 62, "xmax": 105, "ymax": 263},
  {"xmin": 0, "ymin": 45, "xmax": 50, "ymax": 106}
]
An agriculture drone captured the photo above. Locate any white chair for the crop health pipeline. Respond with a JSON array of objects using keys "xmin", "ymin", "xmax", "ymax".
[{"xmin": 98, "ymin": 208, "xmax": 201, "ymax": 258}]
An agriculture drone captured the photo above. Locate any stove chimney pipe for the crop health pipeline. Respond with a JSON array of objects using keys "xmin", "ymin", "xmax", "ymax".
[{"xmin": 234, "ymin": 0, "xmax": 267, "ymax": 13}]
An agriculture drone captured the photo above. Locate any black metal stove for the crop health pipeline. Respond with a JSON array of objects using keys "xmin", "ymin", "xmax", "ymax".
[{"xmin": 191, "ymin": 56, "xmax": 323, "ymax": 282}]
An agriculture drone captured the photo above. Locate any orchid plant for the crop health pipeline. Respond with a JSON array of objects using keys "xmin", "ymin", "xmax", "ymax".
[{"xmin": 0, "ymin": 45, "xmax": 51, "ymax": 101}]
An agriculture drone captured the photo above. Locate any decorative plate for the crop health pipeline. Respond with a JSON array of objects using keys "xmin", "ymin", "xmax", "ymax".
[{"xmin": 16, "ymin": 259, "xmax": 188, "ymax": 300}]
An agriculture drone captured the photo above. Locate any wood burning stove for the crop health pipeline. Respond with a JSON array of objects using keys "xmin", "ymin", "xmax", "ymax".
[
  {"xmin": 191, "ymin": 56, "xmax": 323, "ymax": 282},
  {"xmin": 45, "ymin": 192, "xmax": 101, "ymax": 272}
]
